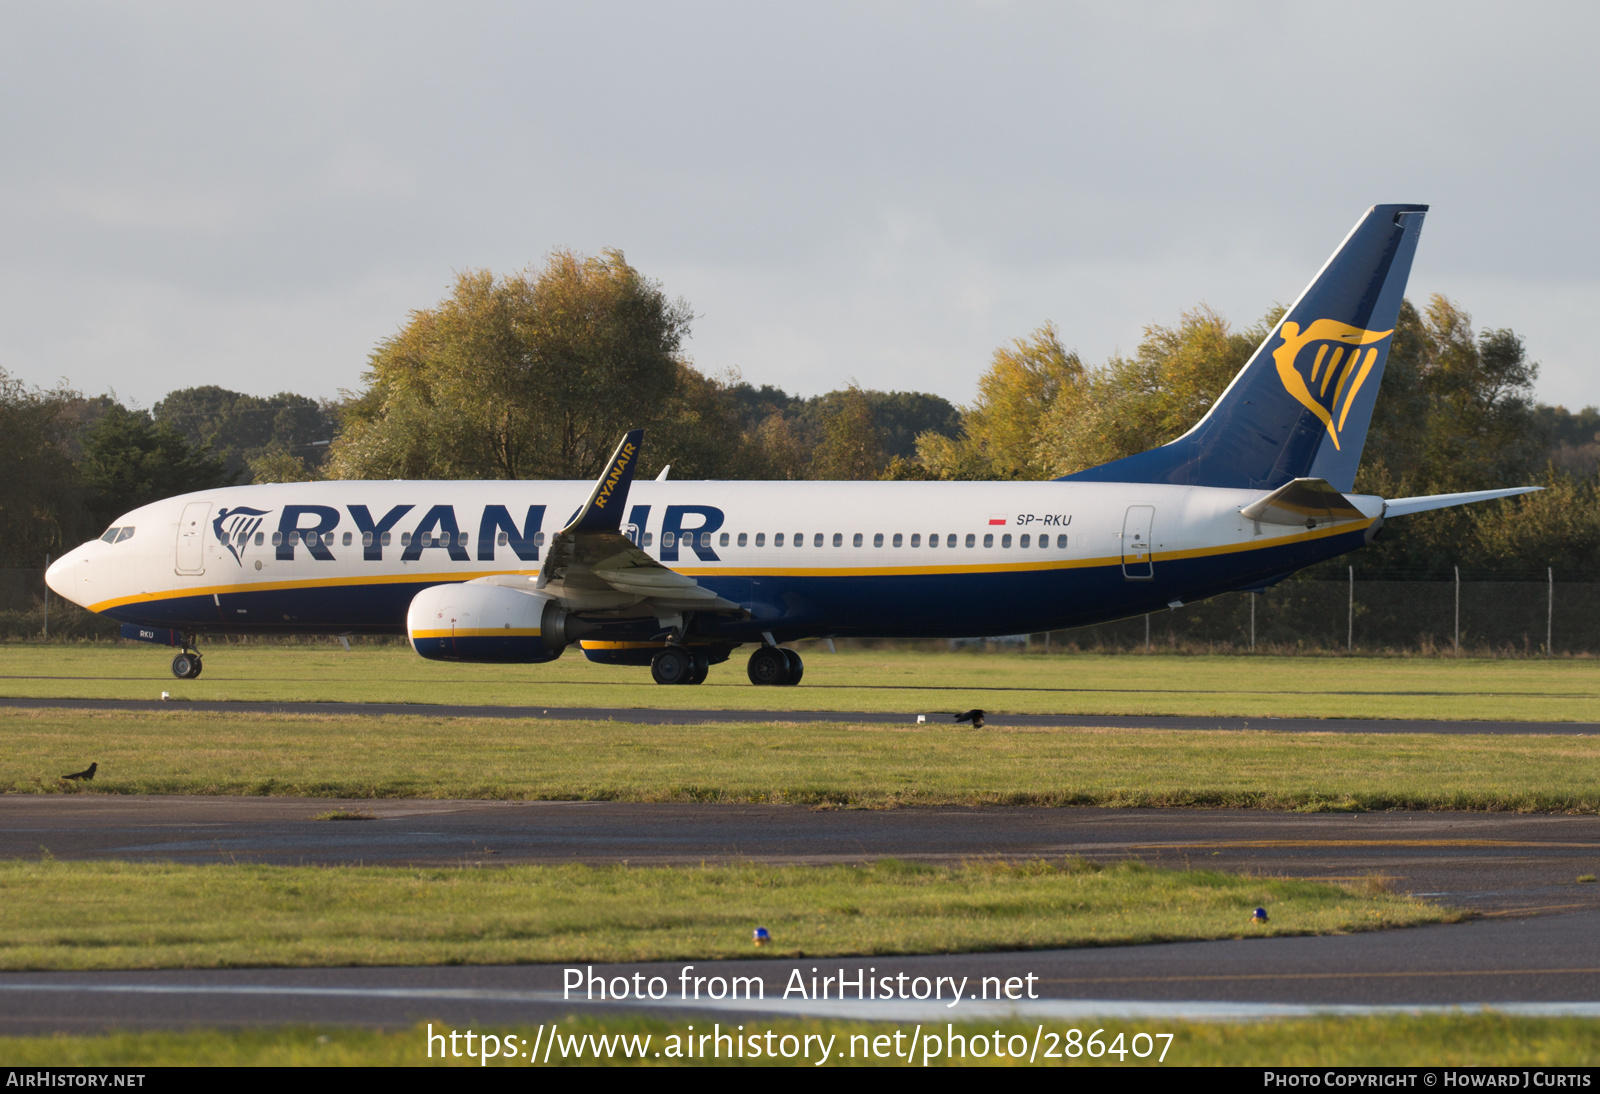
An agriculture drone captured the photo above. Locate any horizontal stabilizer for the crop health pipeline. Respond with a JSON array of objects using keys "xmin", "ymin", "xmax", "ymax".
[
  {"xmin": 1240, "ymin": 477, "xmax": 1366, "ymax": 527},
  {"xmin": 1384, "ymin": 486, "xmax": 1542, "ymax": 518}
]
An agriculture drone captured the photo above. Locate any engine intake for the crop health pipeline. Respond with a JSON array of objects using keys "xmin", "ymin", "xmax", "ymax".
[{"xmin": 406, "ymin": 582, "xmax": 587, "ymax": 663}]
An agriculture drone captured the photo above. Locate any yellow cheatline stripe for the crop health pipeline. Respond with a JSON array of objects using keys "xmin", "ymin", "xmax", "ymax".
[
  {"xmin": 411, "ymin": 628, "xmax": 541, "ymax": 639},
  {"xmin": 579, "ymin": 639, "xmax": 719, "ymax": 650},
  {"xmin": 89, "ymin": 518, "xmax": 1375, "ymax": 611},
  {"xmin": 87, "ymin": 568, "xmax": 540, "ymax": 613}
]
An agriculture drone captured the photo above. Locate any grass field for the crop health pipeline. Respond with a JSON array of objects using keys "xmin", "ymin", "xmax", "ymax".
[
  {"xmin": 3, "ymin": 643, "xmax": 1598, "ymax": 721},
  {"xmin": 0, "ymin": 858, "xmax": 1442, "ymax": 970},
  {"xmin": 7, "ymin": 706, "xmax": 1600, "ymax": 810},
  {"xmin": 3, "ymin": 1015, "xmax": 1594, "ymax": 1066}
]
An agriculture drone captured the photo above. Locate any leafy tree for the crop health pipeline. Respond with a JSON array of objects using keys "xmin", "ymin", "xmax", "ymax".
[
  {"xmin": 0, "ymin": 369, "xmax": 90, "ymax": 561},
  {"xmin": 330, "ymin": 250, "xmax": 692, "ymax": 481},
  {"xmin": 154, "ymin": 386, "xmax": 335, "ymax": 479},
  {"xmin": 918, "ymin": 322, "xmax": 1085, "ymax": 480},
  {"xmin": 1034, "ymin": 307, "xmax": 1270, "ymax": 479},
  {"xmin": 808, "ymin": 385, "xmax": 887, "ymax": 480},
  {"xmin": 78, "ymin": 404, "xmax": 234, "ymax": 528}
]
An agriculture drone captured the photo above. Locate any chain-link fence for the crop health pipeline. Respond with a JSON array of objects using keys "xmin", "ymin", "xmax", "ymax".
[
  {"xmin": 1053, "ymin": 570, "xmax": 1600, "ymax": 655},
  {"xmin": 5, "ymin": 565, "xmax": 1598, "ymax": 654}
]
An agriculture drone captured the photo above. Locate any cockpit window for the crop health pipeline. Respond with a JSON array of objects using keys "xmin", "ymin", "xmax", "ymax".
[
  {"xmin": 100, "ymin": 527, "xmax": 120, "ymax": 543},
  {"xmin": 116, "ymin": 527, "xmax": 135, "ymax": 543}
]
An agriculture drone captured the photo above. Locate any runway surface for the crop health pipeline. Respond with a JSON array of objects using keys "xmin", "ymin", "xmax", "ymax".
[
  {"xmin": 2, "ymin": 797, "xmax": 1599, "ymax": 1031},
  {"xmin": 5, "ymin": 695, "xmax": 1596, "ymax": 735}
]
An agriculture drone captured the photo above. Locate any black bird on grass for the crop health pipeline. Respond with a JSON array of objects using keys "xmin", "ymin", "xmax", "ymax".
[
  {"xmin": 953, "ymin": 709, "xmax": 986, "ymax": 728},
  {"xmin": 60, "ymin": 762, "xmax": 96, "ymax": 781}
]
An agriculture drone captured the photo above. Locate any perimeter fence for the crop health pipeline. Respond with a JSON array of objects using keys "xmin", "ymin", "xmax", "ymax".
[{"xmin": 3, "ymin": 564, "xmax": 1598, "ymax": 655}]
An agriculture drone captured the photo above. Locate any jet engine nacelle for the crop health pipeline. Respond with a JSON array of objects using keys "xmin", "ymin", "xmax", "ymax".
[{"xmin": 406, "ymin": 582, "xmax": 582, "ymax": 664}]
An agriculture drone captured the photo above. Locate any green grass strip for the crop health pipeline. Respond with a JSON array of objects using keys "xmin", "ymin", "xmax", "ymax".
[
  {"xmin": 0, "ymin": 859, "xmax": 1446, "ymax": 970},
  {"xmin": 8, "ymin": 708, "xmax": 1600, "ymax": 811},
  {"xmin": 2, "ymin": 1015, "xmax": 1596, "ymax": 1066},
  {"xmin": 4, "ymin": 644, "xmax": 1598, "ymax": 721}
]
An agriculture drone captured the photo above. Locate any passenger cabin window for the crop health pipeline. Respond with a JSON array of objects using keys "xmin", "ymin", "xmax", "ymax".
[
  {"xmin": 947, "ymin": 534, "xmax": 957, "ymax": 548},
  {"xmin": 381, "ymin": 531, "xmax": 391, "ymax": 546},
  {"xmin": 1001, "ymin": 534, "xmax": 1011, "ymax": 548},
  {"xmin": 721, "ymin": 532, "xmax": 731, "ymax": 547},
  {"xmin": 702, "ymin": 532, "xmax": 713, "ymax": 548},
  {"xmin": 774, "ymin": 533, "xmax": 784, "ymax": 546},
  {"xmin": 400, "ymin": 532, "xmax": 411, "ymax": 545},
  {"xmin": 364, "ymin": 532, "xmax": 376, "ymax": 547},
  {"xmin": 833, "ymin": 533, "xmax": 843, "ymax": 547},
  {"xmin": 1058, "ymin": 534, "xmax": 1068, "ymax": 548},
  {"xmin": 342, "ymin": 532, "xmax": 352, "ymax": 546},
  {"xmin": 813, "ymin": 533, "xmax": 823, "ymax": 547},
  {"xmin": 754, "ymin": 533, "xmax": 764, "ymax": 546},
  {"xmin": 271, "ymin": 532, "xmax": 283, "ymax": 546},
  {"xmin": 928, "ymin": 533, "xmax": 938, "ymax": 548},
  {"xmin": 642, "ymin": 532, "xmax": 653, "ymax": 546},
  {"xmin": 1020, "ymin": 534, "xmax": 1030, "ymax": 548},
  {"xmin": 497, "ymin": 532, "xmax": 508, "ymax": 546},
  {"xmin": 892, "ymin": 533, "xmax": 902, "ymax": 547},
  {"xmin": 853, "ymin": 533, "xmax": 864, "ymax": 547},
  {"xmin": 662, "ymin": 532, "xmax": 676, "ymax": 548},
  {"xmin": 254, "ymin": 532, "xmax": 263, "ymax": 546},
  {"xmin": 969, "ymin": 534, "xmax": 979, "ymax": 548},
  {"xmin": 873, "ymin": 533, "xmax": 883, "ymax": 547},
  {"xmin": 910, "ymin": 534, "xmax": 921, "ymax": 547},
  {"xmin": 736, "ymin": 532, "xmax": 747, "ymax": 547}
]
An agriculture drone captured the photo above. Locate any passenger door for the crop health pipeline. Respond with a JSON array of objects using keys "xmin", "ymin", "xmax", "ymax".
[
  {"xmin": 175, "ymin": 502, "xmax": 211, "ymax": 575},
  {"xmin": 1121, "ymin": 505, "xmax": 1155, "ymax": 580}
]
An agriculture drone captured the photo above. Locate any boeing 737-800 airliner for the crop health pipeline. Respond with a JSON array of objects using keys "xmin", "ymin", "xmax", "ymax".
[{"xmin": 46, "ymin": 204, "xmax": 1537, "ymax": 685}]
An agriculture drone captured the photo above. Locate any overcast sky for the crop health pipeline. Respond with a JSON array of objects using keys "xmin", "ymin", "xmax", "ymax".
[{"xmin": 3, "ymin": 2, "xmax": 1596, "ymax": 416}]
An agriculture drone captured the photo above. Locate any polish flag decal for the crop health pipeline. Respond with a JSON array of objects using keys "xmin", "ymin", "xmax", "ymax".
[{"xmin": 988, "ymin": 514, "xmax": 1008, "ymax": 526}]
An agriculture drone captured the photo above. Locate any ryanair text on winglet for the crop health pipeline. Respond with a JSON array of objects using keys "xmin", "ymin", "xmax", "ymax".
[{"xmin": 594, "ymin": 441, "xmax": 636, "ymax": 510}]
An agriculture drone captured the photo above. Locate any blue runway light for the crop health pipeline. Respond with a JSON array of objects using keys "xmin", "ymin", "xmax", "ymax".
[
  {"xmin": 752, "ymin": 927, "xmax": 770, "ymax": 946},
  {"xmin": 1252, "ymin": 907, "xmax": 1269, "ymax": 922}
]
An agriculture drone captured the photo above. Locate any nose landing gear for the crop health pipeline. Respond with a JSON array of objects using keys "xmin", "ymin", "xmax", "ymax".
[{"xmin": 171, "ymin": 635, "xmax": 203, "ymax": 679}]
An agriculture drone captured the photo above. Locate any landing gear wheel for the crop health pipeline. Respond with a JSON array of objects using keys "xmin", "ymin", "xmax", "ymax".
[
  {"xmin": 746, "ymin": 646, "xmax": 791, "ymax": 686},
  {"xmin": 686, "ymin": 651, "xmax": 709, "ymax": 685},
  {"xmin": 780, "ymin": 648, "xmax": 803, "ymax": 686},
  {"xmin": 171, "ymin": 653, "xmax": 202, "ymax": 680},
  {"xmin": 651, "ymin": 646, "xmax": 693, "ymax": 685}
]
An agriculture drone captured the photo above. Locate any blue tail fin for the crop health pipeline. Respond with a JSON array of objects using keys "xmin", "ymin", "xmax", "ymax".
[{"xmin": 1062, "ymin": 203, "xmax": 1427, "ymax": 492}]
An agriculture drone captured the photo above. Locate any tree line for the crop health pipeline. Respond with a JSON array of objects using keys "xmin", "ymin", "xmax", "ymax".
[{"xmin": 3, "ymin": 248, "xmax": 1597, "ymax": 574}]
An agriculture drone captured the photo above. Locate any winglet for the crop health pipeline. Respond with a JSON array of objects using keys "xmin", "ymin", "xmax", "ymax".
[{"xmin": 562, "ymin": 430, "xmax": 644, "ymax": 535}]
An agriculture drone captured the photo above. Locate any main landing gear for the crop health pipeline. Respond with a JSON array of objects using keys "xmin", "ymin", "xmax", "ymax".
[
  {"xmin": 746, "ymin": 645, "xmax": 803, "ymax": 686},
  {"xmin": 170, "ymin": 649, "xmax": 203, "ymax": 680},
  {"xmin": 650, "ymin": 646, "xmax": 709, "ymax": 685}
]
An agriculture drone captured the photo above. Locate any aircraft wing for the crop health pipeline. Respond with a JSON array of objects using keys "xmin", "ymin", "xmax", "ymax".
[{"xmin": 526, "ymin": 430, "xmax": 742, "ymax": 614}]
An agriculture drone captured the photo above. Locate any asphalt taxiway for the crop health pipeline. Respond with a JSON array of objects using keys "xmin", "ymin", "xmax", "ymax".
[{"xmin": 4, "ymin": 695, "xmax": 1597, "ymax": 735}]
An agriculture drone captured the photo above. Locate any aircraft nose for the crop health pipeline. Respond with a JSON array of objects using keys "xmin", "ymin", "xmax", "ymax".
[{"xmin": 45, "ymin": 552, "xmax": 83, "ymax": 608}]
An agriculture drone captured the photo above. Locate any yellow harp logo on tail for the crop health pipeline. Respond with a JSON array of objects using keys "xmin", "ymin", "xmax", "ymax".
[{"xmin": 1271, "ymin": 319, "xmax": 1393, "ymax": 450}]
